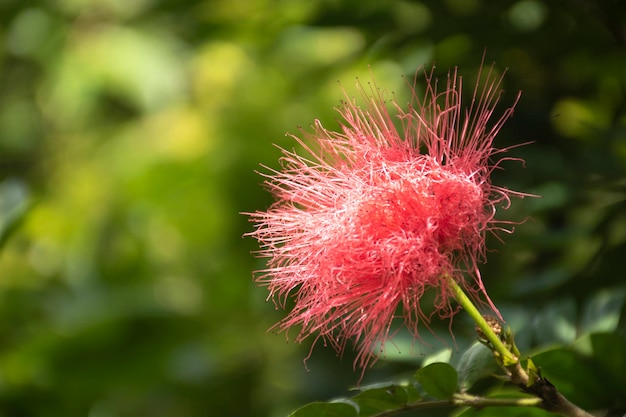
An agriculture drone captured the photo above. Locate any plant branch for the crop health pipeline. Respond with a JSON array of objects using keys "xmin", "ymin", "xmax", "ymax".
[
  {"xmin": 512, "ymin": 361, "xmax": 596, "ymax": 417},
  {"xmin": 372, "ymin": 393, "xmax": 542, "ymax": 417},
  {"xmin": 446, "ymin": 275, "xmax": 595, "ymax": 417}
]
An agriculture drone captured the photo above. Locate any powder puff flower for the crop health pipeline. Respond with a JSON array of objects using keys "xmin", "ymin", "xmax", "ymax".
[{"xmin": 246, "ymin": 63, "xmax": 524, "ymax": 374}]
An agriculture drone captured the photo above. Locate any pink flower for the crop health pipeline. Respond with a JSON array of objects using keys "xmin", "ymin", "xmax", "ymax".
[{"xmin": 246, "ymin": 64, "xmax": 524, "ymax": 375}]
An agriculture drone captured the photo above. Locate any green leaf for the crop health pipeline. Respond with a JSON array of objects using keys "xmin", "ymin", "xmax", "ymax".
[
  {"xmin": 415, "ymin": 362, "xmax": 458, "ymax": 399},
  {"xmin": 532, "ymin": 344, "xmax": 620, "ymax": 409},
  {"xmin": 352, "ymin": 384, "xmax": 409, "ymax": 417},
  {"xmin": 403, "ymin": 382, "xmax": 422, "ymax": 403},
  {"xmin": 573, "ymin": 332, "xmax": 626, "ymax": 393},
  {"xmin": 457, "ymin": 342, "xmax": 496, "ymax": 392},
  {"xmin": 289, "ymin": 401, "xmax": 358, "ymax": 417}
]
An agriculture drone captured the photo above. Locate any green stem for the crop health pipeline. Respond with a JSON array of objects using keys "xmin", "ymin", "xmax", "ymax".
[
  {"xmin": 445, "ymin": 275, "xmax": 518, "ymax": 366},
  {"xmin": 373, "ymin": 394, "xmax": 542, "ymax": 417},
  {"xmin": 454, "ymin": 393, "xmax": 542, "ymax": 408}
]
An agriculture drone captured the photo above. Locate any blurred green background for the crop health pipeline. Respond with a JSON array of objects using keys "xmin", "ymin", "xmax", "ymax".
[{"xmin": 0, "ymin": 0, "xmax": 624, "ymax": 416}]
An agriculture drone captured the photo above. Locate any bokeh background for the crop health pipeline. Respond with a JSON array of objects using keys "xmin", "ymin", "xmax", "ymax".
[{"xmin": 0, "ymin": 0, "xmax": 624, "ymax": 416}]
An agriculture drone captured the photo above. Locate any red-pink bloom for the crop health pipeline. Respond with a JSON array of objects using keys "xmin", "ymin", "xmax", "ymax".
[{"xmin": 246, "ymin": 64, "xmax": 524, "ymax": 374}]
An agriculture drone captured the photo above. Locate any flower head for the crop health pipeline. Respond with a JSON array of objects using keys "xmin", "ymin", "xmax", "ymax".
[{"xmin": 246, "ymin": 64, "xmax": 523, "ymax": 375}]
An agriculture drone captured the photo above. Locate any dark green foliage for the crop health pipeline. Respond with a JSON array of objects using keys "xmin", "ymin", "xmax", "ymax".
[{"xmin": 533, "ymin": 332, "xmax": 626, "ymax": 410}]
